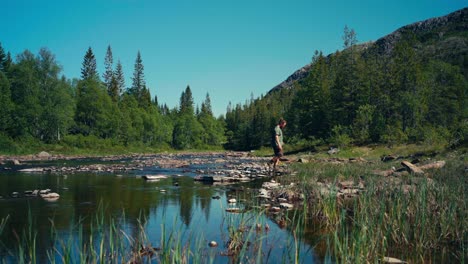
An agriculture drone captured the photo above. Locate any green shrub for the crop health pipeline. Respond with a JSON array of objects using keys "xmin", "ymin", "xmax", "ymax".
[
  {"xmin": 0, "ymin": 133, "xmax": 19, "ymax": 154},
  {"xmin": 330, "ymin": 125, "xmax": 352, "ymax": 148},
  {"xmin": 381, "ymin": 125, "xmax": 408, "ymax": 145}
]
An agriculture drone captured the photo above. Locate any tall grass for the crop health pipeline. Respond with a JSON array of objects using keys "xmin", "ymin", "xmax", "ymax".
[
  {"xmin": 0, "ymin": 199, "xmax": 315, "ymax": 263},
  {"xmin": 290, "ymin": 152, "xmax": 467, "ymax": 263}
]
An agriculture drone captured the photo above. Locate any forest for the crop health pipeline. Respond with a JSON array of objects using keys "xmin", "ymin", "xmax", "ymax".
[
  {"xmin": 0, "ymin": 21, "xmax": 466, "ymax": 153},
  {"xmin": 225, "ymin": 25, "xmax": 467, "ymax": 150},
  {"xmin": 0, "ymin": 44, "xmax": 226, "ymax": 152}
]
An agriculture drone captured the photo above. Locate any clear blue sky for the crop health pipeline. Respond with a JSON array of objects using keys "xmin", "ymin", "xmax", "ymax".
[{"xmin": 2, "ymin": 0, "xmax": 466, "ymax": 116}]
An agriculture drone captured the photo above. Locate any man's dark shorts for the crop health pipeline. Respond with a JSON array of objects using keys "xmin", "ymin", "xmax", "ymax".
[{"xmin": 273, "ymin": 146, "xmax": 283, "ymax": 157}]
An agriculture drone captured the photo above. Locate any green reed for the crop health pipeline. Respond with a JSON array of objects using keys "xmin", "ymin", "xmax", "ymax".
[{"xmin": 290, "ymin": 152, "xmax": 467, "ymax": 263}]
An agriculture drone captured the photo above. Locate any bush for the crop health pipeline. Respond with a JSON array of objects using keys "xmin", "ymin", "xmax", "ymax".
[
  {"xmin": 62, "ymin": 135, "xmax": 118, "ymax": 150},
  {"xmin": 381, "ymin": 125, "xmax": 408, "ymax": 146},
  {"xmin": 330, "ymin": 125, "xmax": 352, "ymax": 148},
  {"xmin": 0, "ymin": 133, "xmax": 19, "ymax": 154},
  {"xmin": 423, "ymin": 126, "xmax": 450, "ymax": 147}
]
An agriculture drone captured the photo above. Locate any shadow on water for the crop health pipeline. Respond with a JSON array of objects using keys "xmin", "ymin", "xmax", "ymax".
[{"xmin": 0, "ymin": 154, "xmax": 318, "ymax": 263}]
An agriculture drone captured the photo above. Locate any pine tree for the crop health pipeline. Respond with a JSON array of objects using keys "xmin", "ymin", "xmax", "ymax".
[
  {"xmin": 153, "ymin": 95, "xmax": 159, "ymax": 107},
  {"xmin": 108, "ymin": 75, "xmax": 119, "ymax": 102},
  {"xmin": 114, "ymin": 60, "xmax": 125, "ymax": 96},
  {"xmin": 3, "ymin": 52, "xmax": 12, "ymax": 74},
  {"xmin": 0, "ymin": 71, "xmax": 13, "ymax": 132},
  {"xmin": 0, "ymin": 42, "xmax": 5, "ymax": 72},
  {"xmin": 103, "ymin": 45, "xmax": 114, "ymax": 92},
  {"xmin": 0, "ymin": 43, "xmax": 12, "ymax": 74},
  {"xmin": 180, "ymin": 85, "xmax": 194, "ymax": 115},
  {"xmin": 130, "ymin": 51, "xmax": 145, "ymax": 100},
  {"xmin": 140, "ymin": 86, "xmax": 152, "ymax": 109},
  {"xmin": 81, "ymin": 47, "xmax": 98, "ymax": 80},
  {"xmin": 200, "ymin": 93, "xmax": 213, "ymax": 116}
]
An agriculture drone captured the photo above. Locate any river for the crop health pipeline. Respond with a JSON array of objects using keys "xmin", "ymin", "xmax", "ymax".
[{"xmin": 0, "ymin": 153, "xmax": 319, "ymax": 263}]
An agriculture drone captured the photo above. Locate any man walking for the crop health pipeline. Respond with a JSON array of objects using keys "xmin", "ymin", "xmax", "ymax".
[{"xmin": 270, "ymin": 118, "xmax": 287, "ymax": 171}]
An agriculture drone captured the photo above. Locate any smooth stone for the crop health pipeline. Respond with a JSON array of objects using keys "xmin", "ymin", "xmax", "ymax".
[{"xmin": 208, "ymin": 241, "xmax": 218, "ymax": 247}]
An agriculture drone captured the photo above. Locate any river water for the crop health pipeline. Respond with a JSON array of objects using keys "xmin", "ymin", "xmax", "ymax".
[{"xmin": 0, "ymin": 154, "xmax": 319, "ymax": 263}]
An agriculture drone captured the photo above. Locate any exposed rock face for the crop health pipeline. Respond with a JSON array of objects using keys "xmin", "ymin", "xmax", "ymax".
[
  {"xmin": 267, "ymin": 7, "xmax": 468, "ymax": 95},
  {"xmin": 267, "ymin": 63, "xmax": 312, "ymax": 94},
  {"xmin": 373, "ymin": 8, "xmax": 468, "ymax": 56}
]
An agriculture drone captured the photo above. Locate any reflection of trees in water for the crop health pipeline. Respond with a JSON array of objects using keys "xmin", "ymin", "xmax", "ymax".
[
  {"xmin": 195, "ymin": 184, "xmax": 217, "ymax": 222},
  {"xmin": 178, "ymin": 177, "xmax": 194, "ymax": 226},
  {"xmin": 0, "ymin": 170, "xmax": 222, "ymax": 261},
  {"xmin": 0, "ymin": 172, "xmax": 63, "ymax": 262}
]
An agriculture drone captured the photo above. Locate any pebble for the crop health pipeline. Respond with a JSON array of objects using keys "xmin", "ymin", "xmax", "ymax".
[{"xmin": 208, "ymin": 241, "xmax": 218, "ymax": 247}]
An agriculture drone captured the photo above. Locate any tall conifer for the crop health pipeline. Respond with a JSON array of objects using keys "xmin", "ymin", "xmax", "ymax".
[
  {"xmin": 81, "ymin": 47, "xmax": 98, "ymax": 80},
  {"xmin": 103, "ymin": 45, "xmax": 114, "ymax": 92},
  {"xmin": 114, "ymin": 60, "xmax": 125, "ymax": 96},
  {"xmin": 131, "ymin": 51, "xmax": 145, "ymax": 100}
]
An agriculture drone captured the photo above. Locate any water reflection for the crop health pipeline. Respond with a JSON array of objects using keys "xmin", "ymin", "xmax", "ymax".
[{"xmin": 0, "ymin": 160, "xmax": 317, "ymax": 263}]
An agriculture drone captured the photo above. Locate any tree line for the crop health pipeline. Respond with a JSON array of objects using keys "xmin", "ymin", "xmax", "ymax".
[
  {"xmin": 224, "ymin": 27, "xmax": 467, "ymax": 150},
  {"xmin": 0, "ymin": 44, "xmax": 226, "ymax": 151},
  {"xmin": 0, "ymin": 25, "xmax": 466, "ymax": 153}
]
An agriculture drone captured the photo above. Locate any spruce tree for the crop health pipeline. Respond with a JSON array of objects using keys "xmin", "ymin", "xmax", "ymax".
[
  {"xmin": 108, "ymin": 75, "xmax": 119, "ymax": 102},
  {"xmin": 81, "ymin": 47, "xmax": 98, "ymax": 80},
  {"xmin": 114, "ymin": 60, "xmax": 125, "ymax": 96},
  {"xmin": 3, "ymin": 52, "xmax": 12, "ymax": 74},
  {"xmin": 140, "ymin": 86, "xmax": 152, "ymax": 109},
  {"xmin": 0, "ymin": 42, "xmax": 5, "ymax": 72},
  {"xmin": 130, "ymin": 51, "xmax": 145, "ymax": 100},
  {"xmin": 0, "ymin": 71, "xmax": 13, "ymax": 132},
  {"xmin": 179, "ymin": 85, "xmax": 194, "ymax": 115},
  {"xmin": 103, "ymin": 45, "xmax": 114, "ymax": 92},
  {"xmin": 201, "ymin": 93, "xmax": 213, "ymax": 116}
]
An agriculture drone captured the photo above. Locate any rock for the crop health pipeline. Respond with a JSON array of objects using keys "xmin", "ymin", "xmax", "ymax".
[
  {"xmin": 194, "ymin": 176, "xmax": 214, "ymax": 182},
  {"xmin": 401, "ymin": 161, "xmax": 424, "ymax": 174},
  {"xmin": 382, "ymin": 256, "xmax": 406, "ymax": 263},
  {"xmin": 228, "ymin": 198, "xmax": 237, "ymax": 203},
  {"xmin": 40, "ymin": 189, "xmax": 51, "ymax": 194},
  {"xmin": 419, "ymin": 161, "xmax": 446, "ymax": 170},
  {"xmin": 257, "ymin": 188, "xmax": 271, "ymax": 199},
  {"xmin": 327, "ymin": 147, "xmax": 339, "ymax": 155},
  {"xmin": 40, "ymin": 192, "xmax": 60, "ymax": 199},
  {"xmin": 37, "ymin": 151, "xmax": 51, "ymax": 158},
  {"xmin": 225, "ymin": 208, "xmax": 241, "ymax": 213},
  {"xmin": 212, "ymin": 195, "xmax": 221, "ymax": 199},
  {"xmin": 24, "ymin": 190, "xmax": 39, "ymax": 197},
  {"xmin": 11, "ymin": 160, "xmax": 21, "ymax": 165},
  {"xmin": 338, "ymin": 180, "xmax": 355, "ymax": 189},
  {"xmin": 297, "ymin": 158, "xmax": 309, "ymax": 163},
  {"xmin": 262, "ymin": 181, "xmax": 280, "ymax": 189},
  {"xmin": 277, "ymin": 198, "xmax": 288, "ymax": 203},
  {"xmin": 269, "ymin": 206, "xmax": 281, "ymax": 212},
  {"xmin": 279, "ymin": 203, "xmax": 294, "ymax": 209},
  {"xmin": 142, "ymin": 174, "xmax": 168, "ymax": 181},
  {"xmin": 208, "ymin": 241, "xmax": 218, "ymax": 247},
  {"xmin": 381, "ymin": 155, "xmax": 398, "ymax": 162},
  {"xmin": 18, "ymin": 167, "xmax": 44, "ymax": 173}
]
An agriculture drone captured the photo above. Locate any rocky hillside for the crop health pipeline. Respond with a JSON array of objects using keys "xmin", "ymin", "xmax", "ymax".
[{"xmin": 268, "ymin": 7, "xmax": 468, "ymax": 95}]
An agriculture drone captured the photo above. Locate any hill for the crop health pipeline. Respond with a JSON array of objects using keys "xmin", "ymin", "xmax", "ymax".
[{"xmin": 268, "ymin": 7, "xmax": 468, "ymax": 95}]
